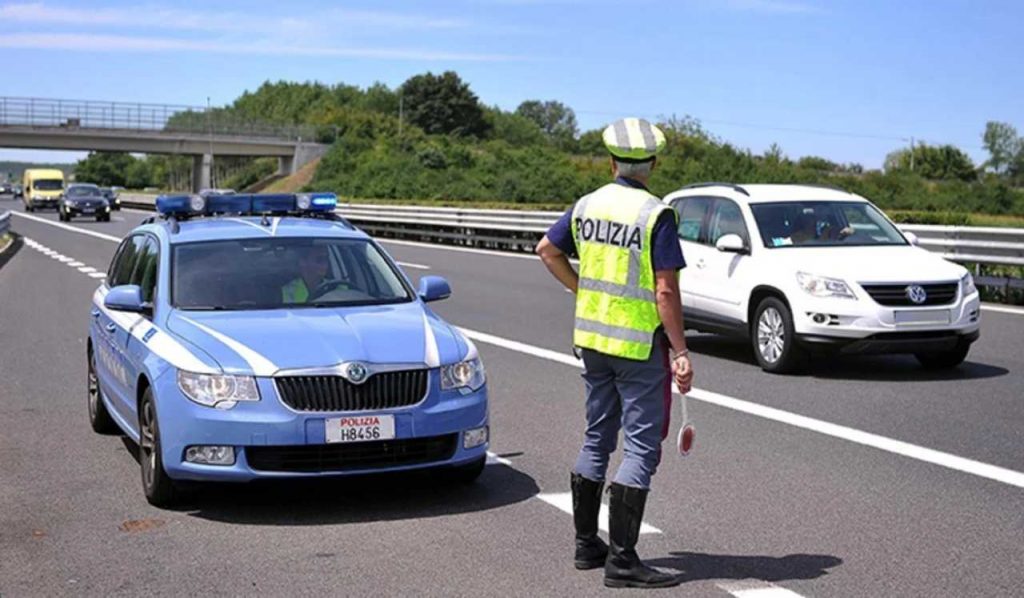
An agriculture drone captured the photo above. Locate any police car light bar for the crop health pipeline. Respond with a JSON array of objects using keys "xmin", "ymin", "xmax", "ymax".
[{"xmin": 155, "ymin": 192, "xmax": 338, "ymax": 218}]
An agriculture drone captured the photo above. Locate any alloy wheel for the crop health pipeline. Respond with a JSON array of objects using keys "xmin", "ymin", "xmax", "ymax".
[
  {"xmin": 139, "ymin": 401, "xmax": 157, "ymax": 490},
  {"xmin": 757, "ymin": 307, "xmax": 785, "ymax": 363}
]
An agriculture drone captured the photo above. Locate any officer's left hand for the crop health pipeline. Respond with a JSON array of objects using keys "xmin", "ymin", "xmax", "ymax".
[{"xmin": 672, "ymin": 354, "xmax": 694, "ymax": 394}]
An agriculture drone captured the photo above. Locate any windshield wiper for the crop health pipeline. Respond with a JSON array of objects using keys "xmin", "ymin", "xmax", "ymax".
[{"xmin": 181, "ymin": 305, "xmax": 230, "ymax": 311}]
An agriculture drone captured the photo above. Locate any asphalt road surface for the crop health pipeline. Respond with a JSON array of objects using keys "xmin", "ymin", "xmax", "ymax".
[{"xmin": 2, "ymin": 201, "xmax": 1023, "ymax": 597}]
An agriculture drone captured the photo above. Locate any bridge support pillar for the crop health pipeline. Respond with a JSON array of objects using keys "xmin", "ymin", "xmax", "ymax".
[
  {"xmin": 278, "ymin": 154, "xmax": 295, "ymax": 176},
  {"xmin": 192, "ymin": 153, "xmax": 212, "ymax": 192}
]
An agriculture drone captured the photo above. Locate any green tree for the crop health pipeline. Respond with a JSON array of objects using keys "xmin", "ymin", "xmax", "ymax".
[
  {"xmin": 982, "ymin": 121, "xmax": 1022, "ymax": 175},
  {"xmin": 74, "ymin": 152, "xmax": 136, "ymax": 186},
  {"xmin": 399, "ymin": 71, "xmax": 490, "ymax": 137},
  {"xmin": 515, "ymin": 100, "xmax": 579, "ymax": 150},
  {"xmin": 486, "ymin": 108, "xmax": 546, "ymax": 147},
  {"xmin": 885, "ymin": 144, "xmax": 976, "ymax": 182}
]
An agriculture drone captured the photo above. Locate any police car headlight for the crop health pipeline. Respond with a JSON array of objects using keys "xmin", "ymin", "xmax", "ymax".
[
  {"xmin": 441, "ymin": 358, "xmax": 486, "ymax": 392},
  {"xmin": 961, "ymin": 272, "xmax": 977, "ymax": 296},
  {"xmin": 177, "ymin": 371, "xmax": 260, "ymax": 409},
  {"xmin": 796, "ymin": 272, "xmax": 856, "ymax": 300}
]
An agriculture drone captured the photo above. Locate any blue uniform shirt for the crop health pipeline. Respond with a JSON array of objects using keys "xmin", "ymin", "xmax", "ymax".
[{"xmin": 545, "ymin": 177, "xmax": 686, "ymax": 271}]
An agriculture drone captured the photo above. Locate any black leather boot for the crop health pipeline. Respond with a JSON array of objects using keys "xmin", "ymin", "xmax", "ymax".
[
  {"xmin": 571, "ymin": 472, "xmax": 608, "ymax": 570},
  {"xmin": 604, "ymin": 483, "xmax": 680, "ymax": 588}
]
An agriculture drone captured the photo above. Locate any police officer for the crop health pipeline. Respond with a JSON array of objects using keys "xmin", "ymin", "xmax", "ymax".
[
  {"xmin": 536, "ymin": 117, "xmax": 694, "ymax": 589},
  {"xmin": 282, "ymin": 244, "xmax": 331, "ymax": 303}
]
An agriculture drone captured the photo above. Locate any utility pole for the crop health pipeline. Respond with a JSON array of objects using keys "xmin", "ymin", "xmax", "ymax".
[
  {"xmin": 909, "ymin": 136, "xmax": 915, "ymax": 172},
  {"xmin": 398, "ymin": 95, "xmax": 404, "ymax": 138}
]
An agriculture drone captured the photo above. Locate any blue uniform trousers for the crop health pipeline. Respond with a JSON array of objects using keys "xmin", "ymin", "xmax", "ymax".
[{"xmin": 573, "ymin": 333, "xmax": 672, "ymax": 490}]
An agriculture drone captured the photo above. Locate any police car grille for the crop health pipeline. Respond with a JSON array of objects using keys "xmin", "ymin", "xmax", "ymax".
[
  {"xmin": 246, "ymin": 434, "xmax": 458, "ymax": 473},
  {"xmin": 275, "ymin": 370, "xmax": 428, "ymax": 412},
  {"xmin": 860, "ymin": 282, "xmax": 958, "ymax": 306}
]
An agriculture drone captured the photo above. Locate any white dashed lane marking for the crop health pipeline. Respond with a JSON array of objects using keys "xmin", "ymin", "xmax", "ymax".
[
  {"xmin": 21, "ymin": 237, "xmax": 106, "ymax": 281},
  {"xmin": 537, "ymin": 492, "xmax": 661, "ymax": 535}
]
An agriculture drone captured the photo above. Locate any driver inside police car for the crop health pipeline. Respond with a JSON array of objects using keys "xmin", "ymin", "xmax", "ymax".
[{"xmin": 281, "ymin": 243, "xmax": 331, "ymax": 303}]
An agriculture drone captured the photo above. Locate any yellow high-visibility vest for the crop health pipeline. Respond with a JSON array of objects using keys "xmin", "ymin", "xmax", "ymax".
[
  {"xmin": 570, "ymin": 183, "xmax": 675, "ymax": 360},
  {"xmin": 282, "ymin": 278, "xmax": 310, "ymax": 303}
]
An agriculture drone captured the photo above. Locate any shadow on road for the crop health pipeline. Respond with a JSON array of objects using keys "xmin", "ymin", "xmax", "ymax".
[
  {"xmin": 647, "ymin": 550, "xmax": 842, "ymax": 584},
  {"xmin": 119, "ymin": 438, "xmax": 539, "ymax": 526},
  {"xmin": 686, "ymin": 333, "xmax": 1008, "ymax": 382}
]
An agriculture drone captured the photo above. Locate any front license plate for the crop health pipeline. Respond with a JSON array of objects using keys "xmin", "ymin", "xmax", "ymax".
[
  {"xmin": 325, "ymin": 415, "xmax": 395, "ymax": 444},
  {"xmin": 82, "ymin": 208, "xmax": 94, "ymax": 214},
  {"xmin": 895, "ymin": 310, "xmax": 951, "ymax": 325}
]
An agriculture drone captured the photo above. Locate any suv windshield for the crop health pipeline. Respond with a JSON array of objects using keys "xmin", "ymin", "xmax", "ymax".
[
  {"xmin": 172, "ymin": 237, "xmax": 413, "ymax": 310},
  {"xmin": 34, "ymin": 179, "xmax": 63, "ymax": 191},
  {"xmin": 751, "ymin": 201, "xmax": 907, "ymax": 248}
]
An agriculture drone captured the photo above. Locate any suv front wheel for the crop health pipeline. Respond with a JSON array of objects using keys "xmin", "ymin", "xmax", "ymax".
[{"xmin": 751, "ymin": 297, "xmax": 807, "ymax": 374}]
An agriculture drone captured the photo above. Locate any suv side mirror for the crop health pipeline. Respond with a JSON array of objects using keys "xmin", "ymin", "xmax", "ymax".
[
  {"xmin": 903, "ymin": 231, "xmax": 920, "ymax": 246},
  {"xmin": 104, "ymin": 285, "xmax": 148, "ymax": 313},
  {"xmin": 715, "ymin": 234, "xmax": 747, "ymax": 254},
  {"xmin": 418, "ymin": 276, "xmax": 452, "ymax": 303}
]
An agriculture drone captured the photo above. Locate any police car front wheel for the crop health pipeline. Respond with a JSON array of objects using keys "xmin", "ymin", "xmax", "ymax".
[{"xmin": 139, "ymin": 388, "xmax": 181, "ymax": 507}]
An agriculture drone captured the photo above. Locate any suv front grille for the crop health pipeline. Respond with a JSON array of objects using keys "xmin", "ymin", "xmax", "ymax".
[
  {"xmin": 860, "ymin": 282, "xmax": 958, "ymax": 307},
  {"xmin": 276, "ymin": 370, "xmax": 428, "ymax": 412},
  {"xmin": 246, "ymin": 434, "xmax": 457, "ymax": 473}
]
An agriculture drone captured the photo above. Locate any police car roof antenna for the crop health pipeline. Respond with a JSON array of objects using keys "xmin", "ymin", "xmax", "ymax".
[{"xmin": 165, "ymin": 214, "xmax": 180, "ymax": 234}]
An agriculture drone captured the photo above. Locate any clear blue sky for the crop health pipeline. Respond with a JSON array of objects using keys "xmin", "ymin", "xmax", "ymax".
[{"xmin": 1, "ymin": 0, "xmax": 1021, "ymax": 168}]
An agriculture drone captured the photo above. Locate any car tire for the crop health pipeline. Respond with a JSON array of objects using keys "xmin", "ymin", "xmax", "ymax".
[
  {"xmin": 443, "ymin": 456, "xmax": 486, "ymax": 485},
  {"xmin": 26, "ymin": 204, "xmax": 34, "ymax": 213},
  {"xmin": 87, "ymin": 348, "xmax": 119, "ymax": 435},
  {"xmin": 138, "ymin": 388, "xmax": 180, "ymax": 507},
  {"xmin": 915, "ymin": 343, "xmax": 970, "ymax": 370},
  {"xmin": 751, "ymin": 296, "xmax": 807, "ymax": 374}
]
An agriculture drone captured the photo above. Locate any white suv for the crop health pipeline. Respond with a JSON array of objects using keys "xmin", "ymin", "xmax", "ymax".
[{"xmin": 664, "ymin": 183, "xmax": 981, "ymax": 373}]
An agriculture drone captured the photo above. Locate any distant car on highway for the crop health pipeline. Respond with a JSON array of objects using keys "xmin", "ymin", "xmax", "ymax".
[
  {"xmin": 60, "ymin": 183, "xmax": 111, "ymax": 222},
  {"xmin": 99, "ymin": 187, "xmax": 121, "ymax": 210},
  {"xmin": 22, "ymin": 168, "xmax": 65, "ymax": 212},
  {"xmin": 664, "ymin": 183, "xmax": 981, "ymax": 373},
  {"xmin": 0, "ymin": 182, "xmax": 12, "ymax": 195},
  {"xmin": 87, "ymin": 192, "xmax": 488, "ymax": 506}
]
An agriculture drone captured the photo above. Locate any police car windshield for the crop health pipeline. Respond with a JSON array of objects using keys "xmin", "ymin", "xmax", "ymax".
[
  {"xmin": 67, "ymin": 186, "xmax": 99, "ymax": 197},
  {"xmin": 172, "ymin": 237, "xmax": 413, "ymax": 310},
  {"xmin": 750, "ymin": 201, "xmax": 907, "ymax": 248}
]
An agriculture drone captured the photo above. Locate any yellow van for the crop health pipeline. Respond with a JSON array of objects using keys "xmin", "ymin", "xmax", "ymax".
[{"xmin": 22, "ymin": 168, "xmax": 66, "ymax": 212}]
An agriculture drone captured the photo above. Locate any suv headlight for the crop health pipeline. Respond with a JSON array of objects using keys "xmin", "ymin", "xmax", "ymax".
[
  {"xmin": 961, "ymin": 272, "xmax": 977, "ymax": 296},
  {"xmin": 177, "ymin": 371, "xmax": 260, "ymax": 409},
  {"xmin": 441, "ymin": 358, "xmax": 486, "ymax": 391},
  {"xmin": 796, "ymin": 272, "xmax": 856, "ymax": 299}
]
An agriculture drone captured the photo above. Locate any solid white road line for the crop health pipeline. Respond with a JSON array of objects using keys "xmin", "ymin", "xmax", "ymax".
[
  {"xmin": 486, "ymin": 452, "xmax": 512, "ymax": 466},
  {"xmin": 10, "ymin": 211, "xmax": 122, "ymax": 243},
  {"xmin": 380, "ymin": 238, "xmax": 541, "ymax": 261},
  {"xmin": 982, "ymin": 303, "xmax": 1024, "ymax": 316},
  {"xmin": 718, "ymin": 580, "xmax": 806, "ymax": 597},
  {"xmin": 396, "ymin": 261, "xmax": 430, "ymax": 270},
  {"xmin": 537, "ymin": 492, "xmax": 662, "ymax": 535},
  {"xmin": 457, "ymin": 326, "xmax": 1024, "ymax": 490}
]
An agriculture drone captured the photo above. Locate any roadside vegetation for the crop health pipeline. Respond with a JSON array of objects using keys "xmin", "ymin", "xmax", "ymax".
[{"xmin": 71, "ymin": 72, "xmax": 1024, "ymax": 224}]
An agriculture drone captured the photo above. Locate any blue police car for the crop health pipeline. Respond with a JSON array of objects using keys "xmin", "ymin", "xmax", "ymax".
[{"xmin": 87, "ymin": 192, "xmax": 489, "ymax": 506}]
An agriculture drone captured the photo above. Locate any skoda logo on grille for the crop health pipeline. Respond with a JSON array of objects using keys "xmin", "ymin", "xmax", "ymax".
[
  {"xmin": 906, "ymin": 284, "xmax": 928, "ymax": 304},
  {"xmin": 345, "ymin": 362, "xmax": 368, "ymax": 384}
]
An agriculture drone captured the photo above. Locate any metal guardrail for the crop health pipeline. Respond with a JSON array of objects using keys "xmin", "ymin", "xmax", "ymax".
[
  {"xmin": 0, "ymin": 96, "xmax": 317, "ymax": 141},
  {"xmin": 119, "ymin": 194, "xmax": 1024, "ymax": 266},
  {"xmin": 0, "ymin": 210, "xmax": 10, "ymax": 238}
]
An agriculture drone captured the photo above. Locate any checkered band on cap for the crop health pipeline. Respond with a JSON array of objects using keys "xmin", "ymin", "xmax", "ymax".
[{"xmin": 601, "ymin": 117, "xmax": 666, "ymax": 160}]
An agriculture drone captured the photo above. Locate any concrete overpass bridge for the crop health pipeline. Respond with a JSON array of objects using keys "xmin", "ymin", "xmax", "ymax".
[{"xmin": 0, "ymin": 97, "xmax": 329, "ymax": 190}]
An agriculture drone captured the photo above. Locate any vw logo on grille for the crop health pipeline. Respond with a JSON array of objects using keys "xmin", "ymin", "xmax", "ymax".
[
  {"xmin": 906, "ymin": 284, "xmax": 928, "ymax": 304},
  {"xmin": 345, "ymin": 362, "xmax": 368, "ymax": 384}
]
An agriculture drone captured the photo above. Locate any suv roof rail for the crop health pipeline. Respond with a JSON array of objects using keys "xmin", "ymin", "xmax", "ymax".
[
  {"xmin": 800, "ymin": 183, "xmax": 852, "ymax": 194},
  {"xmin": 678, "ymin": 182, "xmax": 750, "ymax": 196}
]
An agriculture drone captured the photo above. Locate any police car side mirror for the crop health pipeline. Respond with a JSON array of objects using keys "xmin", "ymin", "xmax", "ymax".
[
  {"xmin": 105, "ymin": 285, "xmax": 147, "ymax": 313},
  {"xmin": 418, "ymin": 276, "xmax": 452, "ymax": 303},
  {"xmin": 715, "ymin": 234, "xmax": 747, "ymax": 254}
]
